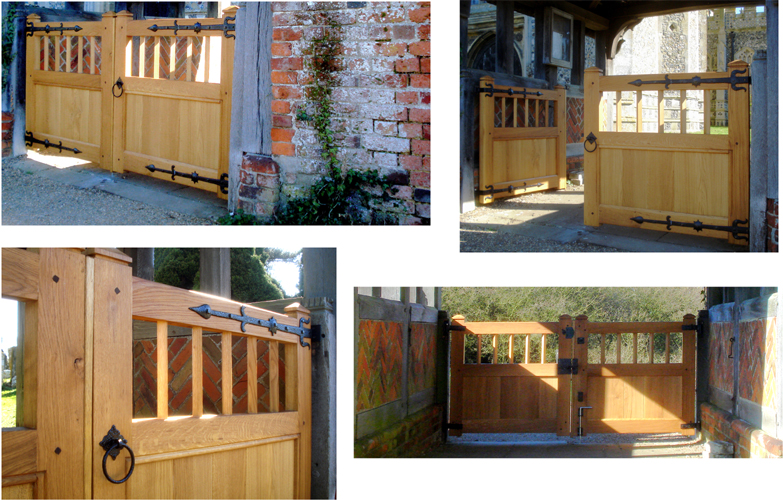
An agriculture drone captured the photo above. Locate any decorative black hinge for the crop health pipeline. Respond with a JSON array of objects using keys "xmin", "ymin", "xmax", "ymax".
[
  {"xmin": 630, "ymin": 215, "xmax": 749, "ymax": 241},
  {"xmin": 557, "ymin": 358, "xmax": 578, "ymax": 375},
  {"xmin": 189, "ymin": 304, "xmax": 314, "ymax": 348},
  {"xmin": 681, "ymin": 421, "xmax": 701, "ymax": 431},
  {"xmin": 478, "ymin": 182, "xmax": 544, "ymax": 201},
  {"xmin": 147, "ymin": 17, "xmax": 236, "ymax": 38},
  {"xmin": 562, "ymin": 326, "xmax": 575, "ymax": 339},
  {"xmin": 682, "ymin": 323, "xmax": 703, "ymax": 335},
  {"xmin": 25, "ymin": 131, "xmax": 82, "ymax": 154},
  {"xmin": 628, "ymin": 68, "xmax": 750, "ymax": 92},
  {"xmin": 145, "ymin": 164, "xmax": 228, "ymax": 194},
  {"xmin": 26, "ymin": 22, "xmax": 82, "ymax": 36},
  {"xmin": 479, "ymin": 83, "xmax": 543, "ymax": 98}
]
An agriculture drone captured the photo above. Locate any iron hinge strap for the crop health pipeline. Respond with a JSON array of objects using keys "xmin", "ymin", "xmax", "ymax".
[
  {"xmin": 478, "ymin": 83, "xmax": 543, "ymax": 98},
  {"xmin": 478, "ymin": 182, "xmax": 544, "ymax": 197},
  {"xmin": 557, "ymin": 358, "xmax": 578, "ymax": 375},
  {"xmin": 628, "ymin": 68, "xmax": 750, "ymax": 92},
  {"xmin": 630, "ymin": 215, "xmax": 749, "ymax": 241},
  {"xmin": 145, "ymin": 164, "xmax": 228, "ymax": 194},
  {"xmin": 26, "ymin": 22, "xmax": 82, "ymax": 36},
  {"xmin": 25, "ymin": 131, "xmax": 82, "ymax": 154},
  {"xmin": 189, "ymin": 304, "xmax": 315, "ymax": 348},
  {"xmin": 147, "ymin": 17, "xmax": 236, "ymax": 38}
]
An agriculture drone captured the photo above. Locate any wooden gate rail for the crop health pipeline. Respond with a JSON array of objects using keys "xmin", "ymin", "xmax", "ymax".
[
  {"xmin": 584, "ymin": 61, "xmax": 750, "ymax": 244},
  {"xmin": 448, "ymin": 314, "xmax": 697, "ymax": 438},
  {"xmin": 478, "ymin": 76, "xmax": 566, "ymax": 204},
  {"xmin": 25, "ymin": 8, "xmax": 236, "ymax": 199}
]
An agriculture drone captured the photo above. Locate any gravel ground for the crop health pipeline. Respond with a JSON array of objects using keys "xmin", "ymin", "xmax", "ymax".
[
  {"xmin": 461, "ymin": 186, "xmax": 619, "ymax": 252},
  {"xmin": 2, "ymin": 159, "xmax": 213, "ymax": 225}
]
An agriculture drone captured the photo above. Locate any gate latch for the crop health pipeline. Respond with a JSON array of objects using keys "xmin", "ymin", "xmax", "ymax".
[{"xmin": 557, "ymin": 358, "xmax": 578, "ymax": 375}]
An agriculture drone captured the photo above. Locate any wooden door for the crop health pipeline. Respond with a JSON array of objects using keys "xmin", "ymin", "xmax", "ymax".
[
  {"xmin": 477, "ymin": 77, "xmax": 567, "ymax": 204},
  {"xmin": 583, "ymin": 61, "xmax": 750, "ymax": 244}
]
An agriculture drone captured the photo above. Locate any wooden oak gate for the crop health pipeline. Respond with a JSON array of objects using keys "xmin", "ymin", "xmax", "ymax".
[
  {"xmin": 448, "ymin": 314, "xmax": 697, "ymax": 437},
  {"xmin": 477, "ymin": 77, "xmax": 567, "ymax": 204},
  {"xmin": 583, "ymin": 61, "xmax": 750, "ymax": 244},
  {"xmin": 24, "ymin": 8, "xmax": 235, "ymax": 198},
  {"xmin": 2, "ymin": 248, "xmax": 311, "ymax": 499}
]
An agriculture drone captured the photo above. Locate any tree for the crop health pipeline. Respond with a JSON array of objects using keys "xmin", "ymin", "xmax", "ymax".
[{"xmin": 153, "ymin": 248, "xmax": 284, "ymax": 302}]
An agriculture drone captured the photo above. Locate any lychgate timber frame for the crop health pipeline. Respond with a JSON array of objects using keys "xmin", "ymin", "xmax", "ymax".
[
  {"xmin": 1, "ymin": 248, "xmax": 312, "ymax": 499},
  {"xmin": 24, "ymin": 8, "xmax": 237, "ymax": 199},
  {"xmin": 449, "ymin": 314, "xmax": 697, "ymax": 437}
]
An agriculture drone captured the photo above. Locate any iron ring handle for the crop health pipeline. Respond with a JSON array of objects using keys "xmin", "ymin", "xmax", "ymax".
[
  {"xmin": 112, "ymin": 78, "xmax": 124, "ymax": 98},
  {"xmin": 101, "ymin": 440, "xmax": 135, "ymax": 484},
  {"xmin": 584, "ymin": 138, "xmax": 597, "ymax": 153}
]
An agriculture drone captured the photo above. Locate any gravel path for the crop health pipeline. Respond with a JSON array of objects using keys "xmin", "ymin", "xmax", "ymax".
[{"xmin": 3, "ymin": 159, "xmax": 213, "ymax": 225}]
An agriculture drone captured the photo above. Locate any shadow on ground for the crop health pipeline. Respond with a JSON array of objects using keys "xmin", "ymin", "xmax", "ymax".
[{"xmin": 460, "ymin": 186, "xmax": 745, "ymax": 252}]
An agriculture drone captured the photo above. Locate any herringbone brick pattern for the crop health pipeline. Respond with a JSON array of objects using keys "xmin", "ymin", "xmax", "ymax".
[
  {"xmin": 408, "ymin": 323, "xmax": 437, "ymax": 394},
  {"xmin": 763, "ymin": 318, "xmax": 777, "ymax": 408},
  {"xmin": 566, "ymin": 97, "xmax": 584, "ymax": 143},
  {"xmin": 708, "ymin": 322, "xmax": 734, "ymax": 394},
  {"xmin": 739, "ymin": 318, "xmax": 777, "ymax": 408},
  {"xmin": 58, "ymin": 36, "xmax": 67, "ymax": 72},
  {"xmin": 356, "ymin": 320, "xmax": 402, "ymax": 412},
  {"xmin": 159, "ymin": 37, "xmax": 171, "ymax": 79},
  {"xmin": 81, "ymin": 37, "xmax": 92, "ymax": 74},
  {"xmin": 95, "ymin": 36, "xmax": 102, "ymax": 74},
  {"xmin": 132, "ymin": 334, "xmax": 285, "ymax": 418}
]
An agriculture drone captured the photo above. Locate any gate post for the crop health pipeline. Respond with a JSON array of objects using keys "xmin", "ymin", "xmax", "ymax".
[
  {"xmin": 727, "ymin": 59, "xmax": 751, "ymax": 246},
  {"xmin": 681, "ymin": 313, "xmax": 697, "ymax": 435},
  {"xmin": 477, "ymin": 76, "xmax": 494, "ymax": 205},
  {"xmin": 583, "ymin": 67, "xmax": 602, "ymax": 227},
  {"xmin": 448, "ymin": 315, "xmax": 466, "ymax": 437},
  {"xmin": 99, "ymin": 12, "xmax": 117, "ymax": 169},
  {"xmin": 110, "ymin": 11, "xmax": 132, "ymax": 173},
  {"xmin": 573, "ymin": 315, "xmax": 589, "ymax": 436},
  {"xmin": 555, "ymin": 84, "xmax": 567, "ymax": 189},
  {"xmin": 556, "ymin": 314, "xmax": 573, "ymax": 436}
]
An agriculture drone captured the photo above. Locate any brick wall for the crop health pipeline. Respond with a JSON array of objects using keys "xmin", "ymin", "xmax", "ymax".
[
  {"xmin": 566, "ymin": 96, "xmax": 583, "ymax": 144},
  {"xmin": 2, "ymin": 112, "xmax": 13, "ymax": 158},
  {"xmin": 132, "ymin": 334, "xmax": 285, "ymax": 418},
  {"xmin": 266, "ymin": 1, "xmax": 431, "ymax": 224},
  {"xmin": 702, "ymin": 294, "xmax": 780, "ymax": 458},
  {"xmin": 354, "ymin": 404, "xmax": 444, "ymax": 458}
]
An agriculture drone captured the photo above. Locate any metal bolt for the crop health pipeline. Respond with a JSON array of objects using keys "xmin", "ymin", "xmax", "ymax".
[{"xmin": 52, "ymin": 275, "xmax": 59, "ymax": 283}]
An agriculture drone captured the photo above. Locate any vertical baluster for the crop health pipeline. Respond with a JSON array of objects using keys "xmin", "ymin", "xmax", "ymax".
[
  {"xmin": 616, "ymin": 91, "xmax": 622, "ymax": 131},
  {"xmin": 269, "ymin": 340, "xmax": 280, "ymax": 412},
  {"xmin": 125, "ymin": 35, "xmax": 132, "ymax": 77},
  {"xmin": 77, "ymin": 36, "xmax": 83, "ymax": 74},
  {"xmin": 66, "ymin": 36, "xmax": 72, "ymax": 73},
  {"xmin": 90, "ymin": 36, "xmax": 96, "ymax": 74},
  {"xmin": 221, "ymin": 332, "xmax": 232, "ymax": 415},
  {"xmin": 680, "ymin": 89, "xmax": 687, "ymax": 133},
  {"xmin": 192, "ymin": 326, "xmax": 203, "ymax": 417},
  {"xmin": 492, "ymin": 335, "xmax": 498, "ymax": 364},
  {"xmin": 540, "ymin": 334, "xmax": 547, "ymax": 363},
  {"xmin": 169, "ymin": 36, "xmax": 176, "ymax": 79},
  {"xmin": 139, "ymin": 36, "xmax": 146, "ymax": 78},
  {"xmin": 658, "ymin": 90, "xmax": 664, "ymax": 133},
  {"xmin": 636, "ymin": 90, "xmax": 643, "ymax": 132},
  {"xmin": 649, "ymin": 333, "xmax": 654, "ymax": 364},
  {"xmin": 535, "ymin": 99, "xmax": 539, "ymax": 127},
  {"xmin": 512, "ymin": 97, "xmax": 518, "ymax": 127},
  {"xmin": 186, "ymin": 37, "xmax": 193, "ymax": 81},
  {"xmin": 476, "ymin": 334, "xmax": 481, "ymax": 364},
  {"xmin": 247, "ymin": 337, "xmax": 257, "ymax": 414},
  {"xmin": 665, "ymin": 332, "xmax": 671, "ymax": 364},
  {"xmin": 508, "ymin": 335, "xmax": 514, "ymax": 363},
  {"xmin": 632, "ymin": 332, "xmax": 638, "ymax": 364},
  {"xmin": 617, "ymin": 333, "xmax": 622, "ymax": 363},
  {"xmin": 600, "ymin": 333, "xmax": 605, "ymax": 364},
  {"xmin": 203, "ymin": 36, "xmax": 211, "ymax": 82},
  {"xmin": 156, "ymin": 321, "xmax": 168, "ymax": 419},
  {"xmin": 704, "ymin": 89, "xmax": 711, "ymax": 134},
  {"xmin": 523, "ymin": 98, "xmax": 528, "ymax": 127},
  {"xmin": 153, "ymin": 37, "xmax": 161, "ymax": 79},
  {"xmin": 524, "ymin": 334, "xmax": 530, "ymax": 364}
]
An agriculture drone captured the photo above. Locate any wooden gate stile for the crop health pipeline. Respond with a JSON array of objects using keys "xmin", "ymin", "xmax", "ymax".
[
  {"xmin": 477, "ymin": 76, "xmax": 567, "ymax": 204},
  {"xmin": 2, "ymin": 248, "xmax": 311, "ymax": 499},
  {"xmin": 583, "ymin": 61, "xmax": 750, "ymax": 244},
  {"xmin": 25, "ymin": 8, "xmax": 236, "ymax": 199},
  {"xmin": 448, "ymin": 314, "xmax": 697, "ymax": 437}
]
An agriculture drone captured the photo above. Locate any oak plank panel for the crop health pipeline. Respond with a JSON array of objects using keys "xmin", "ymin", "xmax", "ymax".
[
  {"xmin": 2, "ymin": 249, "xmax": 39, "ymax": 301},
  {"xmin": 1, "ymin": 430, "xmax": 38, "ymax": 476}
]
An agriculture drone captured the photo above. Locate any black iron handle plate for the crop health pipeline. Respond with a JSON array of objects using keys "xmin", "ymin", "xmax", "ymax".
[
  {"xmin": 584, "ymin": 132, "xmax": 597, "ymax": 153},
  {"xmin": 112, "ymin": 78, "xmax": 124, "ymax": 98},
  {"xmin": 99, "ymin": 425, "xmax": 135, "ymax": 484}
]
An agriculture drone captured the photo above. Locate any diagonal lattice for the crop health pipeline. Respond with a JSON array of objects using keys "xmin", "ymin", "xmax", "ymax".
[
  {"xmin": 408, "ymin": 323, "xmax": 437, "ymax": 394},
  {"xmin": 739, "ymin": 318, "xmax": 778, "ymax": 408},
  {"xmin": 356, "ymin": 320, "xmax": 402, "ymax": 412},
  {"xmin": 708, "ymin": 322, "xmax": 734, "ymax": 394},
  {"xmin": 566, "ymin": 97, "xmax": 584, "ymax": 143}
]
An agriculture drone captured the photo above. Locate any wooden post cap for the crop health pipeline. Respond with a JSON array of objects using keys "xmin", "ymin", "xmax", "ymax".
[
  {"xmin": 558, "ymin": 314, "xmax": 572, "ymax": 320},
  {"xmin": 452, "ymin": 315, "xmax": 465, "ymax": 321},
  {"xmin": 285, "ymin": 302, "xmax": 310, "ymax": 319}
]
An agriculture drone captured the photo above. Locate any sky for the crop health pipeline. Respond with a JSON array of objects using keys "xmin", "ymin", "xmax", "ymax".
[{"xmin": 1, "ymin": 248, "xmax": 302, "ymax": 353}]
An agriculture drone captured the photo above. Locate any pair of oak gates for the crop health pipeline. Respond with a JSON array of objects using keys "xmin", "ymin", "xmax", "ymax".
[
  {"xmin": 2, "ymin": 248, "xmax": 312, "ymax": 499},
  {"xmin": 477, "ymin": 62, "xmax": 751, "ymax": 244},
  {"xmin": 24, "ymin": 8, "xmax": 236, "ymax": 197},
  {"xmin": 448, "ymin": 314, "xmax": 697, "ymax": 437}
]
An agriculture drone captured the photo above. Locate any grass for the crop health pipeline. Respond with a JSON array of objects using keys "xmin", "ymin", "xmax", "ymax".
[{"xmin": 2, "ymin": 386, "xmax": 17, "ymax": 428}]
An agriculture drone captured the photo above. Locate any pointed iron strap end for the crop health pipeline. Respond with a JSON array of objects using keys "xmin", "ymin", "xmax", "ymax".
[
  {"xmin": 629, "ymin": 79, "xmax": 643, "ymax": 87},
  {"xmin": 148, "ymin": 24, "xmax": 159, "ymax": 32},
  {"xmin": 189, "ymin": 304, "xmax": 213, "ymax": 319},
  {"xmin": 144, "ymin": 164, "xmax": 155, "ymax": 172},
  {"xmin": 73, "ymin": 148, "xmax": 82, "ymax": 155},
  {"xmin": 630, "ymin": 216, "xmax": 644, "ymax": 224}
]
